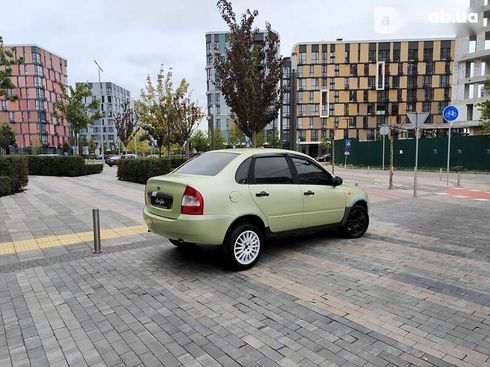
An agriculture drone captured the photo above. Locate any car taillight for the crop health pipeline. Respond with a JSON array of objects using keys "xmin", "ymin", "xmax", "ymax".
[{"xmin": 181, "ymin": 186, "xmax": 203, "ymax": 215}]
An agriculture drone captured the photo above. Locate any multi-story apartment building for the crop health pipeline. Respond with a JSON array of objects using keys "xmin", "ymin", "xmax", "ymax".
[
  {"xmin": 77, "ymin": 82, "xmax": 131, "ymax": 151},
  {"xmin": 451, "ymin": 0, "xmax": 489, "ymax": 134},
  {"xmin": 0, "ymin": 45, "xmax": 69, "ymax": 154},
  {"xmin": 281, "ymin": 38, "xmax": 454, "ymax": 156},
  {"xmin": 205, "ymin": 31, "xmax": 278, "ymax": 144}
]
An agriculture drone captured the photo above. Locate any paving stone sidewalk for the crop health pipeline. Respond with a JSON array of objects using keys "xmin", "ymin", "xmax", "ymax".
[{"xmin": 0, "ymin": 168, "xmax": 489, "ymax": 366}]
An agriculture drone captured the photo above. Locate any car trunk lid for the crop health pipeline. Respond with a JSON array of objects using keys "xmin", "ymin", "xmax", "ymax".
[{"xmin": 146, "ymin": 174, "xmax": 208, "ymax": 219}]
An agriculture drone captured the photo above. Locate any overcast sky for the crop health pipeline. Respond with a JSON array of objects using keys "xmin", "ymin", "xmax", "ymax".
[{"xmin": 2, "ymin": 0, "xmax": 469, "ymax": 129}]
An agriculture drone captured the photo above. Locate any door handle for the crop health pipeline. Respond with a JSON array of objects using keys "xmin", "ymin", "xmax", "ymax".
[
  {"xmin": 304, "ymin": 190, "xmax": 315, "ymax": 196},
  {"xmin": 256, "ymin": 191, "xmax": 270, "ymax": 197}
]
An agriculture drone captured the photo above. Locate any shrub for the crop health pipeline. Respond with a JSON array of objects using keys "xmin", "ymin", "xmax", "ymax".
[
  {"xmin": 28, "ymin": 156, "xmax": 103, "ymax": 176},
  {"xmin": 170, "ymin": 157, "xmax": 188, "ymax": 170},
  {"xmin": 117, "ymin": 157, "xmax": 172, "ymax": 184},
  {"xmin": 82, "ymin": 163, "xmax": 104, "ymax": 175},
  {"xmin": 0, "ymin": 156, "xmax": 29, "ymax": 195},
  {"xmin": 0, "ymin": 176, "xmax": 11, "ymax": 197}
]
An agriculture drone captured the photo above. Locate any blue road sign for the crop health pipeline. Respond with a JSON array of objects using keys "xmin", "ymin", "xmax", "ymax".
[
  {"xmin": 345, "ymin": 139, "xmax": 352, "ymax": 153},
  {"xmin": 443, "ymin": 105, "xmax": 458, "ymax": 122}
]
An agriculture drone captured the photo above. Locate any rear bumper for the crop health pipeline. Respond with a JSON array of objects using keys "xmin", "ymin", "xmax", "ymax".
[{"xmin": 143, "ymin": 207, "xmax": 232, "ymax": 245}]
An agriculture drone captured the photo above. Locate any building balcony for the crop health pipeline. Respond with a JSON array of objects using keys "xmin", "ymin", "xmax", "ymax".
[{"xmin": 458, "ymin": 48, "xmax": 490, "ymax": 62}]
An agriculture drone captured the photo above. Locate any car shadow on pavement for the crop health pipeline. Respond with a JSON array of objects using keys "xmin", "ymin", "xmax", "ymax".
[{"xmin": 154, "ymin": 229, "xmax": 341, "ymax": 271}]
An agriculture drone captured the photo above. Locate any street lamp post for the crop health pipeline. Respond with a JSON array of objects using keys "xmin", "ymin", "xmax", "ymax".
[{"xmin": 94, "ymin": 60, "xmax": 104, "ymax": 162}]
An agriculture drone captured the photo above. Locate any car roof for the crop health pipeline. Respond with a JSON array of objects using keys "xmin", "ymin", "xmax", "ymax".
[{"xmin": 207, "ymin": 148, "xmax": 311, "ymax": 159}]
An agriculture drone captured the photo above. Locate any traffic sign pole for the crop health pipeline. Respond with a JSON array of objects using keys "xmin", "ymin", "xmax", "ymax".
[
  {"xmin": 406, "ymin": 112, "xmax": 429, "ymax": 198},
  {"xmin": 447, "ymin": 122, "xmax": 452, "ymax": 186},
  {"xmin": 414, "ymin": 124, "xmax": 419, "ymax": 198},
  {"xmin": 442, "ymin": 105, "xmax": 459, "ymax": 186},
  {"xmin": 382, "ymin": 134, "xmax": 385, "ymax": 171}
]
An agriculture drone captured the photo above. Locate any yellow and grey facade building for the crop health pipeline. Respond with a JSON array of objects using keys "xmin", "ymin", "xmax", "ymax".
[{"xmin": 281, "ymin": 38, "xmax": 455, "ymax": 156}]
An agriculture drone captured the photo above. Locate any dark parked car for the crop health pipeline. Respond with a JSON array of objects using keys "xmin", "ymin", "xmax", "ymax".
[
  {"xmin": 316, "ymin": 154, "xmax": 331, "ymax": 162},
  {"xmin": 106, "ymin": 154, "xmax": 136, "ymax": 167}
]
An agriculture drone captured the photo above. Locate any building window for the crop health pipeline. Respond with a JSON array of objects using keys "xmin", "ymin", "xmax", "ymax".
[
  {"xmin": 334, "ymin": 64, "xmax": 339, "ymax": 77},
  {"xmin": 344, "ymin": 104, "xmax": 349, "ymax": 115},
  {"xmin": 469, "ymin": 35, "xmax": 476, "ymax": 53},
  {"xmin": 311, "ymin": 52, "xmax": 319, "ymax": 63},
  {"xmin": 426, "ymin": 62, "xmax": 435, "ymax": 75},
  {"xmin": 1, "ymin": 100, "xmax": 7, "ymax": 111},
  {"xmin": 8, "ymin": 112, "xmax": 15, "ymax": 122},
  {"xmin": 422, "ymin": 101, "xmax": 431, "ymax": 112},
  {"xmin": 423, "ymin": 75, "xmax": 432, "ymax": 88},
  {"xmin": 297, "ymin": 65, "xmax": 303, "ymax": 77},
  {"xmin": 364, "ymin": 64, "xmax": 369, "ymax": 75},
  {"xmin": 344, "ymin": 78, "xmax": 349, "ymax": 89},
  {"xmin": 440, "ymin": 75, "xmax": 450, "ymax": 87},
  {"xmin": 350, "ymin": 64, "xmax": 357, "ymax": 76},
  {"xmin": 441, "ymin": 47, "xmax": 451, "ymax": 59},
  {"xmin": 407, "ymin": 63, "xmax": 417, "ymax": 76},
  {"xmin": 309, "ymin": 91, "xmax": 314, "ymax": 103},
  {"xmin": 215, "ymin": 93, "xmax": 220, "ymax": 105},
  {"xmin": 392, "ymin": 76, "xmax": 399, "ymax": 88},
  {"xmin": 425, "ymin": 88, "xmax": 434, "ymax": 100},
  {"xmin": 283, "ymin": 105, "xmax": 290, "ymax": 116},
  {"xmin": 424, "ymin": 48, "xmax": 433, "ymax": 61},
  {"xmin": 349, "ymin": 91, "xmax": 356, "ymax": 102},
  {"xmin": 368, "ymin": 50, "xmax": 376, "ymax": 62},
  {"xmin": 35, "ymin": 99, "xmax": 44, "ymax": 111},
  {"xmin": 299, "ymin": 79, "xmax": 306, "ymax": 90},
  {"xmin": 378, "ymin": 50, "xmax": 389, "ymax": 62},
  {"xmin": 308, "ymin": 118, "xmax": 314, "ymax": 128},
  {"xmin": 311, "ymin": 130, "xmax": 318, "ymax": 141},
  {"xmin": 309, "ymin": 65, "xmax": 314, "ymax": 76},
  {"xmin": 312, "ymin": 78, "xmax": 319, "ymax": 89},
  {"xmin": 32, "ymin": 51, "xmax": 41, "ymax": 65},
  {"xmin": 329, "ymin": 104, "xmax": 334, "ymax": 116},
  {"xmin": 408, "ymin": 48, "xmax": 418, "ymax": 61},
  {"xmin": 321, "ymin": 65, "xmax": 327, "ymax": 76},
  {"xmin": 330, "ymin": 78, "xmax": 335, "ymax": 89},
  {"xmin": 322, "ymin": 51, "xmax": 327, "ymax": 62},
  {"xmin": 299, "ymin": 52, "xmax": 307, "ymax": 63},
  {"xmin": 368, "ymin": 76, "xmax": 375, "ymax": 89},
  {"xmin": 334, "ymin": 91, "xmax": 339, "ymax": 103},
  {"xmin": 393, "ymin": 49, "xmax": 400, "ymax": 62}
]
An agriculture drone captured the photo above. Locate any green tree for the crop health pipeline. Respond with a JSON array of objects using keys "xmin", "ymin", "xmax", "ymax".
[
  {"xmin": 87, "ymin": 138, "xmax": 97, "ymax": 154},
  {"xmin": 31, "ymin": 137, "xmax": 43, "ymax": 155},
  {"xmin": 211, "ymin": 128, "xmax": 226, "ymax": 150},
  {"xmin": 477, "ymin": 78, "xmax": 490, "ymax": 134},
  {"xmin": 53, "ymin": 83, "xmax": 101, "ymax": 155},
  {"xmin": 228, "ymin": 124, "xmax": 246, "ymax": 146},
  {"xmin": 173, "ymin": 83, "xmax": 205, "ymax": 157},
  {"xmin": 0, "ymin": 36, "xmax": 24, "ymax": 101},
  {"xmin": 189, "ymin": 130, "xmax": 209, "ymax": 152},
  {"xmin": 214, "ymin": 0, "xmax": 285, "ymax": 147},
  {"xmin": 320, "ymin": 137, "xmax": 331, "ymax": 152},
  {"xmin": 0, "ymin": 122, "xmax": 16, "ymax": 155},
  {"xmin": 114, "ymin": 100, "xmax": 138, "ymax": 154},
  {"xmin": 136, "ymin": 67, "xmax": 180, "ymax": 157}
]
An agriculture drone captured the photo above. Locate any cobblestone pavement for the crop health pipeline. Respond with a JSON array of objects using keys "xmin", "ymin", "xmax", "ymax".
[{"xmin": 0, "ymin": 168, "xmax": 489, "ymax": 366}]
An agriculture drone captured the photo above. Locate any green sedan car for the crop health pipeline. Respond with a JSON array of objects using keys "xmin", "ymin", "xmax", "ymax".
[{"xmin": 143, "ymin": 149, "xmax": 369, "ymax": 270}]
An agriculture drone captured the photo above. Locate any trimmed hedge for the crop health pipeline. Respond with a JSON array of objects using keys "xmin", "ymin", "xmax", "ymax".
[
  {"xmin": 0, "ymin": 156, "xmax": 29, "ymax": 196},
  {"xmin": 0, "ymin": 176, "xmax": 11, "ymax": 196},
  {"xmin": 28, "ymin": 156, "xmax": 103, "ymax": 176},
  {"xmin": 117, "ymin": 157, "xmax": 191, "ymax": 184}
]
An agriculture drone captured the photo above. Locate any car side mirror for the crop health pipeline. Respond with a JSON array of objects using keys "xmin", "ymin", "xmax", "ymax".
[{"xmin": 333, "ymin": 176, "xmax": 343, "ymax": 186}]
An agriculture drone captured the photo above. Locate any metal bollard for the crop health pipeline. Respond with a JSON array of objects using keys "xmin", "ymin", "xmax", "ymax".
[
  {"xmin": 439, "ymin": 168, "xmax": 442, "ymax": 181},
  {"xmin": 92, "ymin": 209, "xmax": 102, "ymax": 254},
  {"xmin": 367, "ymin": 166, "xmax": 370, "ymax": 175},
  {"xmin": 457, "ymin": 171, "xmax": 461, "ymax": 187}
]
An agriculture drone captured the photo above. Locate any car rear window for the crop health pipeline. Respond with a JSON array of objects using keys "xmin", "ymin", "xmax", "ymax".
[{"xmin": 174, "ymin": 152, "xmax": 239, "ymax": 176}]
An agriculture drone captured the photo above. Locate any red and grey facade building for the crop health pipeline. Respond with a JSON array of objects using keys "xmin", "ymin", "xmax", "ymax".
[{"xmin": 0, "ymin": 44, "xmax": 69, "ymax": 154}]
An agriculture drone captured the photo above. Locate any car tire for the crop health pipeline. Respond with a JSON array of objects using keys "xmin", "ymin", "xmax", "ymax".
[
  {"xmin": 222, "ymin": 223, "xmax": 264, "ymax": 270},
  {"xmin": 341, "ymin": 204, "xmax": 369, "ymax": 238}
]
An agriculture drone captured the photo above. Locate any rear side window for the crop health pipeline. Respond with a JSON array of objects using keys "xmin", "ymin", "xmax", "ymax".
[
  {"xmin": 235, "ymin": 157, "xmax": 251, "ymax": 184},
  {"xmin": 253, "ymin": 156, "xmax": 293, "ymax": 184},
  {"xmin": 174, "ymin": 152, "xmax": 238, "ymax": 176}
]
